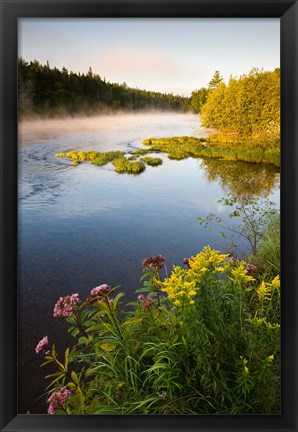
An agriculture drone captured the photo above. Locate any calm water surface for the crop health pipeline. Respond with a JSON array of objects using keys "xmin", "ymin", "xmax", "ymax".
[{"xmin": 18, "ymin": 112, "xmax": 280, "ymax": 413}]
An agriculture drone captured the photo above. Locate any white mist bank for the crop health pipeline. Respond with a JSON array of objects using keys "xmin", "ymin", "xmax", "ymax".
[
  {"xmin": 18, "ymin": 112, "xmax": 202, "ymax": 143},
  {"xmin": 18, "ymin": 112, "xmax": 200, "ymax": 143}
]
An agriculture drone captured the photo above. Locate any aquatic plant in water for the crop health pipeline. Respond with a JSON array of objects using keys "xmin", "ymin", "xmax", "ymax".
[
  {"xmin": 55, "ymin": 150, "xmax": 146, "ymax": 174},
  {"xmin": 141, "ymin": 157, "xmax": 163, "ymax": 166},
  {"xmin": 131, "ymin": 148, "xmax": 154, "ymax": 156},
  {"xmin": 112, "ymin": 157, "xmax": 146, "ymax": 174}
]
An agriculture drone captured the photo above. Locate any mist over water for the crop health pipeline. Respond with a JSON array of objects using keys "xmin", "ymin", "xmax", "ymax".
[
  {"xmin": 18, "ymin": 112, "xmax": 279, "ymax": 413},
  {"xmin": 19, "ymin": 111, "xmax": 206, "ymax": 143}
]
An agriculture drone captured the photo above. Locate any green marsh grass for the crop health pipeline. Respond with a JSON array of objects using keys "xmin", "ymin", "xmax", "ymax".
[
  {"xmin": 143, "ymin": 136, "xmax": 280, "ymax": 167},
  {"xmin": 112, "ymin": 158, "xmax": 146, "ymax": 174},
  {"xmin": 141, "ymin": 157, "xmax": 163, "ymax": 167},
  {"xmin": 55, "ymin": 150, "xmax": 125, "ymax": 165},
  {"xmin": 131, "ymin": 148, "xmax": 154, "ymax": 156}
]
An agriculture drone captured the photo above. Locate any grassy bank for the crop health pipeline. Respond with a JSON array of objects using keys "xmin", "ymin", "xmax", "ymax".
[{"xmin": 142, "ymin": 135, "xmax": 280, "ymax": 168}]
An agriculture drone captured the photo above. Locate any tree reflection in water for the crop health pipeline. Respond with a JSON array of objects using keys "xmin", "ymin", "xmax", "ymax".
[{"xmin": 199, "ymin": 158, "xmax": 280, "ymax": 200}]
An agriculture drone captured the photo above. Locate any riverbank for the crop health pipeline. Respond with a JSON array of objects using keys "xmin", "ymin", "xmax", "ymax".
[{"xmin": 142, "ymin": 134, "xmax": 280, "ymax": 168}]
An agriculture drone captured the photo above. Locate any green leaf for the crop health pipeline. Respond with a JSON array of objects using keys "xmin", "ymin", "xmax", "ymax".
[
  {"xmin": 80, "ymin": 309, "xmax": 90, "ymax": 322},
  {"xmin": 100, "ymin": 342, "xmax": 118, "ymax": 352},
  {"xmin": 87, "ymin": 397, "xmax": 101, "ymax": 414},
  {"xmin": 122, "ymin": 317, "xmax": 144, "ymax": 327},
  {"xmin": 45, "ymin": 371, "xmax": 64, "ymax": 379},
  {"xmin": 64, "ymin": 348, "xmax": 69, "ymax": 370},
  {"xmin": 46, "ymin": 375, "xmax": 65, "ymax": 390},
  {"xmin": 78, "ymin": 336, "xmax": 90, "ymax": 345},
  {"xmin": 73, "ymin": 388, "xmax": 85, "ymax": 414},
  {"xmin": 112, "ymin": 292, "xmax": 125, "ymax": 310},
  {"xmin": 71, "ymin": 371, "xmax": 80, "ymax": 385}
]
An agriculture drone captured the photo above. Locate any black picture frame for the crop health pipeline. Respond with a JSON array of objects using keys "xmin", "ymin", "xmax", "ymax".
[{"xmin": 0, "ymin": 1, "xmax": 297, "ymax": 431}]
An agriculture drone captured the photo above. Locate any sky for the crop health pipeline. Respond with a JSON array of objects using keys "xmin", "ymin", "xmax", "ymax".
[{"xmin": 18, "ymin": 18, "xmax": 280, "ymax": 97}]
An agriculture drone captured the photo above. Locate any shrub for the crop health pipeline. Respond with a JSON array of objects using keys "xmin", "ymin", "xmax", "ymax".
[
  {"xmin": 197, "ymin": 193, "xmax": 279, "ymax": 257},
  {"xmin": 249, "ymin": 213, "xmax": 280, "ymax": 278},
  {"xmin": 201, "ymin": 68, "xmax": 280, "ymax": 140}
]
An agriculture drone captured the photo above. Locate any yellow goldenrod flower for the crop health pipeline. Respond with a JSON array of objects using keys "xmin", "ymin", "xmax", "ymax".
[
  {"xmin": 256, "ymin": 281, "xmax": 271, "ymax": 300},
  {"xmin": 215, "ymin": 267, "xmax": 225, "ymax": 273},
  {"xmin": 266, "ymin": 322, "xmax": 280, "ymax": 331},
  {"xmin": 200, "ymin": 267, "xmax": 208, "ymax": 273},
  {"xmin": 188, "ymin": 246, "xmax": 229, "ymax": 277},
  {"xmin": 271, "ymin": 275, "xmax": 280, "ymax": 288},
  {"xmin": 230, "ymin": 262, "xmax": 255, "ymax": 284},
  {"xmin": 160, "ymin": 266, "xmax": 198, "ymax": 305},
  {"xmin": 245, "ymin": 317, "xmax": 280, "ymax": 331}
]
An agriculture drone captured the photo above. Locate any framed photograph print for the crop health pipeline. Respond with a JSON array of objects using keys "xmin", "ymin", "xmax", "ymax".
[{"xmin": 0, "ymin": 1, "xmax": 297, "ymax": 431}]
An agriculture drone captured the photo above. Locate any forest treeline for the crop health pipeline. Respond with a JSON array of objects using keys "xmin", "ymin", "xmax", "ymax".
[
  {"xmin": 18, "ymin": 58, "xmax": 189, "ymax": 117},
  {"xmin": 198, "ymin": 68, "xmax": 280, "ymax": 139},
  {"xmin": 18, "ymin": 58, "xmax": 280, "ymax": 141}
]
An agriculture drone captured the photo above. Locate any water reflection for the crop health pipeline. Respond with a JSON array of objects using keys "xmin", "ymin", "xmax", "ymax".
[{"xmin": 199, "ymin": 158, "xmax": 280, "ymax": 200}]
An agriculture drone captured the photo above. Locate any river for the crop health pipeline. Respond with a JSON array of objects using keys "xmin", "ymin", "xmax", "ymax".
[{"xmin": 18, "ymin": 112, "xmax": 280, "ymax": 413}]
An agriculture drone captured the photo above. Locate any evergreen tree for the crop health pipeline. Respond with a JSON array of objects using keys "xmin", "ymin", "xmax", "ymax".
[
  {"xmin": 18, "ymin": 58, "xmax": 189, "ymax": 116},
  {"xmin": 208, "ymin": 71, "xmax": 224, "ymax": 89}
]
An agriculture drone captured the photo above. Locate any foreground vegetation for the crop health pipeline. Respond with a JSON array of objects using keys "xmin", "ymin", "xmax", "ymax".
[{"xmin": 36, "ymin": 197, "xmax": 280, "ymax": 415}]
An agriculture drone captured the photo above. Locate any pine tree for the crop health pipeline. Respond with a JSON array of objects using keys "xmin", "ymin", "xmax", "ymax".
[{"xmin": 208, "ymin": 71, "xmax": 224, "ymax": 89}]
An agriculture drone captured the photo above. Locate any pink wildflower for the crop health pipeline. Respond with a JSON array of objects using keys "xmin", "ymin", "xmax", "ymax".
[
  {"xmin": 244, "ymin": 263, "xmax": 258, "ymax": 276},
  {"xmin": 90, "ymin": 284, "xmax": 111, "ymax": 297},
  {"xmin": 47, "ymin": 404, "xmax": 55, "ymax": 414},
  {"xmin": 138, "ymin": 294, "xmax": 155, "ymax": 311},
  {"xmin": 225, "ymin": 257, "xmax": 235, "ymax": 263},
  {"xmin": 47, "ymin": 387, "xmax": 71, "ymax": 414},
  {"xmin": 35, "ymin": 336, "xmax": 49, "ymax": 354},
  {"xmin": 142, "ymin": 255, "xmax": 165, "ymax": 270},
  {"xmin": 183, "ymin": 258, "xmax": 191, "ymax": 268},
  {"xmin": 86, "ymin": 284, "xmax": 111, "ymax": 306},
  {"xmin": 53, "ymin": 293, "xmax": 80, "ymax": 317}
]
